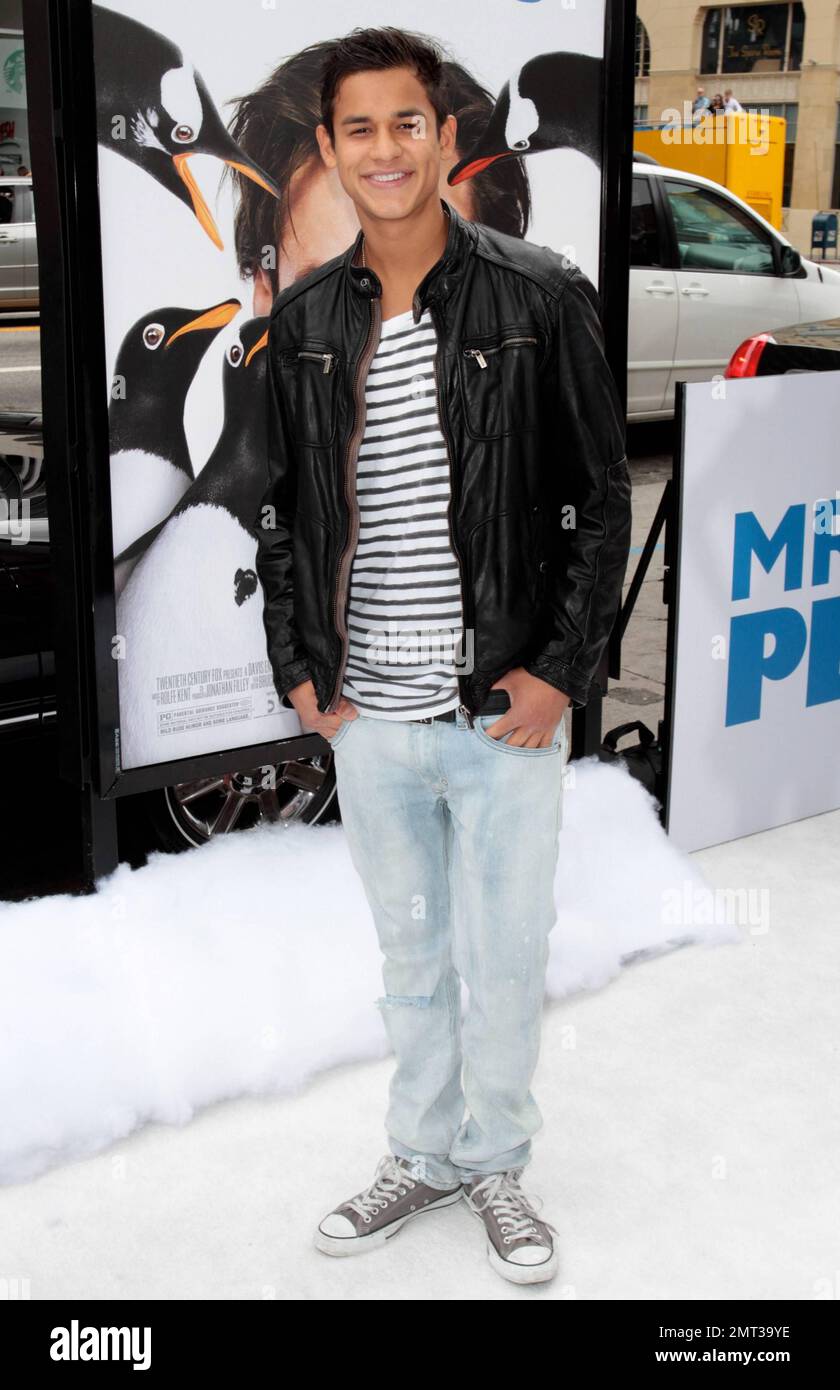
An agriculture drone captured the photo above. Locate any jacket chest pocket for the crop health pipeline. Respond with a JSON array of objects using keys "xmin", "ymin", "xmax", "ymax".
[
  {"xmin": 458, "ymin": 328, "xmax": 542, "ymax": 440},
  {"xmin": 278, "ymin": 345, "xmax": 340, "ymax": 448}
]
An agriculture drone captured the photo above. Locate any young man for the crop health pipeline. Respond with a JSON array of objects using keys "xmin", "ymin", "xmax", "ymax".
[{"xmin": 255, "ymin": 26, "xmax": 632, "ymax": 1285}]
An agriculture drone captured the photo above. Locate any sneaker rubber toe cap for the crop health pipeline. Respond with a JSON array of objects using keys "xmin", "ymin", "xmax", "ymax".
[
  {"xmin": 319, "ymin": 1212, "xmax": 357, "ymax": 1238},
  {"xmin": 507, "ymin": 1244, "xmax": 553, "ymax": 1265}
]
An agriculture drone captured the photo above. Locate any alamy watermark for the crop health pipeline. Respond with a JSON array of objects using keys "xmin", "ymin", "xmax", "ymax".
[
  {"xmin": 0, "ymin": 497, "xmax": 30, "ymax": 545},
  {"xmin": 361, "ymin": 621, "xmax": 475, "ymax": 673},
  {"xmin": 656, "ymin": 105, "xmax": 771, "ymax": 158}
]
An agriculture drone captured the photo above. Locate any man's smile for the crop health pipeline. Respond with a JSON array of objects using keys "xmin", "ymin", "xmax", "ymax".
[{"xmin": 362, "ymin": 170, "xmax": 413, "ymax": 187}]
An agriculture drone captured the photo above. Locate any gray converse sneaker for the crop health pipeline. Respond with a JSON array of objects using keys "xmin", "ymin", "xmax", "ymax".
[
  {"xmin": 463, "ymin": 1167, "xmax": 559, "ymax": 1284},
  {"xmin": 315, "ymin": 1153, "xmax": 463, "ymax": 1257}
]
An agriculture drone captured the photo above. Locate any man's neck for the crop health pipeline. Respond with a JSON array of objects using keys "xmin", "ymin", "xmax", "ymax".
[{"xmin": 358, "ymin": 197, "xmax": 449, "ymax": 318}]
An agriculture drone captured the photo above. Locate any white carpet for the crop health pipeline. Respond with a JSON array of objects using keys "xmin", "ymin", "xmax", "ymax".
[
  {"xmin": 0, "ymin": 757, "xmax": 734, "ymax": 1187},
  {"xmin": 0, "ymin": 766, "xmax": 837, "ymax": 1297}
]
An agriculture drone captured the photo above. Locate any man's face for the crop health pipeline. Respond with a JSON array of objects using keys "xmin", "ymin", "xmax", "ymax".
[
  {"xmin": 252, "ymin": 67, "xmax": 474, "ymax": 313},
  {"xmin": 316, "ymin": 65, "xmax": 456, "ymax": 227}
]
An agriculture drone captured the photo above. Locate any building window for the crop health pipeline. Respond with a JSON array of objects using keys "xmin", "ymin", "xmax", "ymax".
[
  {"xmin": 634, "ymin": 104, "xmax": 649, "ymax": 125},
  {"xmin": 741, "ymin": 102, "xmax": 797, "ymax": 206},
  {"xmin": 701, "ymin": 4, "xmax": 805, "ymax": 75},
  {"xmin": 635, "ymin": 18, "xmax": 651, "ymax": 78},
  {"xmin": 832, "ymin": 106, "xmax": 840, "ymax": 210}
]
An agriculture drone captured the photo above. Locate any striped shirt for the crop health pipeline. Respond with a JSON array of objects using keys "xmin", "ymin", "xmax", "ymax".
[{"xmin": 340, "ymin": 306, "xmax": 464, "ymax": 720}]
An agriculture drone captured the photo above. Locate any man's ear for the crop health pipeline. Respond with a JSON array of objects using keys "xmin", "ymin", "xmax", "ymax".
[{"xmin": 315, "ymin": 122, "xmax": 336, "ymax": 169}]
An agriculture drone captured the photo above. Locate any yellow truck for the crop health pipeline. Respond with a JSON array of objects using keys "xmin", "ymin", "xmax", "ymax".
[{"xmin": 633, "ymin": 112, "xmax": 786, "ymax": 230}]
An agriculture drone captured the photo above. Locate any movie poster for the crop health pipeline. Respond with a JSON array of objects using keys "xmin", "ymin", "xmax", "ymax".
[{"xmin": 91, "ymin": 0, "xmax": 609, "ymax": 770}]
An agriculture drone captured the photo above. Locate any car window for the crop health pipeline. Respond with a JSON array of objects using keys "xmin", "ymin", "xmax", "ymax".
[
  {"xmin": 663, "ymin": 179, "xmax": 776, "ymax": 275},
  {"xmin": 0, "ymin": 187, "xmax": 14, "ymax": 225},
  {"xmin": 16, "ymin": 188, "xmax": 34, "ymax": 222},
  {"xmin": 630, "ymin": 176, "xmax": 664, "ymax": 268}
]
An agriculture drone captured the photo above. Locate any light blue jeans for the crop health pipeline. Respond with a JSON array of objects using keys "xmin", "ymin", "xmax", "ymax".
[{"xmin": 329, "ymin": 704, "xmax": 567, "ymax": 1189}]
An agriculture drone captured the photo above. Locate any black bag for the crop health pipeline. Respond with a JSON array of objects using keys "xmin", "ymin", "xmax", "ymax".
[{"xmin": 599, "ymin": 720, "xmax": 663, "ymax": 805}]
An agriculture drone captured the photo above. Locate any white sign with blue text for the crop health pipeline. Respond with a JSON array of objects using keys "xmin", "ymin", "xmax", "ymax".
[{"xmin": 668, "ymin": 371, "xmax": 840, "ymax": 852}]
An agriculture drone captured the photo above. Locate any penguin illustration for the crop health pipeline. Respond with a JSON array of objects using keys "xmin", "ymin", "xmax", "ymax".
[
  {"xmin": 113, "ymin": 318, "xmax": 293, "ymax": 767},
  {"xmin": 92, "ymin": 4, "xmax": 281, "ymax": 248},
  {"xmin": 448, "ymin": 51, "xmax": 602, "ymax": 185},
  {"xmin": 113, "ymin": 315, "xmax": 268, "ymax": 595},
  {"xmin": 109, "ymin": 298, "xmax": 240, "ymax": 558}
]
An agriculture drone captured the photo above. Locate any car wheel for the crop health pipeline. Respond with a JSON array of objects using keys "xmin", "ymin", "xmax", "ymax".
[{"xmin": 140, "ymin": 746, "xmax": 338, "ymax": 853}]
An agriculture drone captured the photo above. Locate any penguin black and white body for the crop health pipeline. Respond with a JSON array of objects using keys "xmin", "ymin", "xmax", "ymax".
[
  {"xmin": 113, "ymin": 319, "xmax": 295, "ymax": 765},
  {"xmin": 109, "ymin": 298, "xmax": 240, "ymax": 558},
  {"xmin": 92, "ymin": 3, "xmax": 280, "ymax": 248},
  {"xmin": 448, "ymin": 51, "xmax": 602, "ymax": 186}
]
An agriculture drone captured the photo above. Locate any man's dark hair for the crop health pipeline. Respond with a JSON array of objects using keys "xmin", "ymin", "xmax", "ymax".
[
  {"xmin": 319, "ymin": 26, "xmax": 449, "ymax": 143},
  {"xmin": 226, "ymin": 35, "xmax": 530, "ymax": 296}
]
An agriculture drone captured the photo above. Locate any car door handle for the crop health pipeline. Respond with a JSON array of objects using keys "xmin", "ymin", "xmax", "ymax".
[
  {"xmin": 644, "ymin": 282, "xmax": 675, "ymax": 295},
  {"xmin": 0, "ymin": 233, "xmax": 15, "ymax": 242},
  {"xmin": 680, "ymin": 285, "xmax": 710, "ymax": 297}
]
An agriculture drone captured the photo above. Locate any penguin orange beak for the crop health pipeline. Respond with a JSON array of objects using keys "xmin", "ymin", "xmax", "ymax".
[
  {"xmin": 173, "ymin": 153, "xmax": 281, "ymax": 250},
  {"xmin": 165, "ymin": 299, "xmax": 241, "ymax": 346},
  {"xmin": 172, "ymin": 152, "xmax": 226, "ymax": 249},
  {"xmin": 448, "ymin": 153, "xmax": 505, "ymax": 186},
  {"xmin": 225, "ymin": 161, "xmax": 282, "ymax": 196},
  {"xmin": 244, "ymin": 328, "xmax": 268, "ymax": 368}
]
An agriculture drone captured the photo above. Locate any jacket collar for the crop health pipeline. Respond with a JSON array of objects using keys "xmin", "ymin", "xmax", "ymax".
[{"xmin": 345, "ymin": 198, "xmax": 475, "ymax": 321}]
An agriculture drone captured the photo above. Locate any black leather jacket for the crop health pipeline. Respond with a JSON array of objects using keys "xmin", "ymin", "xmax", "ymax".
[{"xmin": 255, "ymin": 198, "xmax": 632, "ymax": 718}]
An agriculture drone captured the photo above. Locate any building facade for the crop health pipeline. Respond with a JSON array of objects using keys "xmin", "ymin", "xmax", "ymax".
[{"xmin": 635, "ymin": 2, "xmax": 840, "ymax": 252}]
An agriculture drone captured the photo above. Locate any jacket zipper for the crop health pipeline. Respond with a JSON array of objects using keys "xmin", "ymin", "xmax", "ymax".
[
  {"xmin": 325, "ymin": 297, "xmax": 382, "ymax": 712},
  {"xmin": 429, "ymin": 301, "xmax": 474, "ymax": 728},
  {"xmin": 297, "ymin": 349, "xmax": 336, "ymax": 374},
  {"xmin": 463, "ymin": 334, "xmax": 538, "ymax": 369}
]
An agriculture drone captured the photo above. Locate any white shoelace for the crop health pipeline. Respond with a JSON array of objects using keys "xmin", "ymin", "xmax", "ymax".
[
  {"xmin": 347, "ymin": 1155, "xmax": 416, "ymax": 1218},
  {"xmin": 466, "ymin": 1168, "xmax": 558, "ymax": 1243}
]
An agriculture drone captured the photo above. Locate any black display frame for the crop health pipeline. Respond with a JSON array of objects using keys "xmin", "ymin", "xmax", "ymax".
[{"xmin": 24, "ymin": 0, "xmax": 637, "ymax": 798}]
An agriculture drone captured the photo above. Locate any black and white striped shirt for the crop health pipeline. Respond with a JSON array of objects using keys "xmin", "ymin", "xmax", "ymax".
[{"xmin": 340, "ymin": 307, "xmax": 464, "ymax": 720}]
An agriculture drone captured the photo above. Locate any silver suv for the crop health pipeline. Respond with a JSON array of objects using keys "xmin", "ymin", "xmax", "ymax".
[{"xmin": 0, "ymin": 176, "xmax": 38, "ymax": 310}]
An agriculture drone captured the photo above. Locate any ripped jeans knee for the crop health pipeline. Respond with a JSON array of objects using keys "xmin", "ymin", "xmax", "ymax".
[{"xmin": 376, "ymin": 994, "xmax": 433, "ymax": 1010}]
